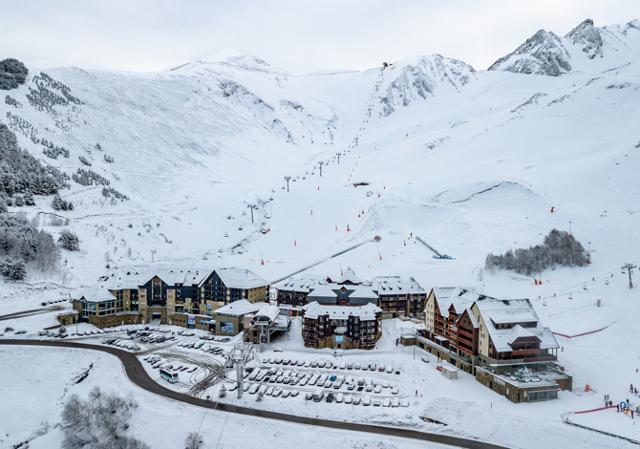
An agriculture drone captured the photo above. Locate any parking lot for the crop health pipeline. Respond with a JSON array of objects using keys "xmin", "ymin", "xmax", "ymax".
[{"xmin": 224, "ymin": 355, "xmax": 409, "ymax": 408}]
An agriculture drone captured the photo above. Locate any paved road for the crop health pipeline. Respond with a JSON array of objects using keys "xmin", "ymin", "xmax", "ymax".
[{"xmin": 0, "ymin": 339, "xmax": 509, "ymax": 449}]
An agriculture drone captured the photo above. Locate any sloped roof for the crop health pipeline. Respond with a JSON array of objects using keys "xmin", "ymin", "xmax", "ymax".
[
  {"xmin": 307, "ymin": 283, "xmax": 378, "ymax": 301},
  {"xmin": 254, "ymin": 304, "xmax": 280, "ymax": 322},
  {"xmin": 507, "ymin": 324, "xmax": 540, "ymax": 344},
  {"xmin": 99, "ymin": 266, "xmax": 211, "ymax": 289},
  {"xmin": 214, "ymin": 267, "xmax": 269, "ymax": 289},
  {"xmin": 303, "ymin": 301, "xmax": 381, "ymax": 321},
  {"xmin": 215, "ymin": 299, "xmax": 264, "ymax": 316},
  {"xmin": 432, "ymin": 287, "xmax": 473, "ymax": 317},
  {"xmin": 77, "ymin": 285, "xmax": 117, "ymax": 303},
  {"xmin": 371, "ymin": 276, "xmax": 425, "ymax": 295},
  {"xmin": 475, "ymin": 299, "xmax": 559, "ymax": 353},
  {"xmin": 336, "ymin": 267, "xmax": 361, "ymax": 284},
  {"xmin": 273, "ymin": 275, "xmax": 322, "ymax": 293}
]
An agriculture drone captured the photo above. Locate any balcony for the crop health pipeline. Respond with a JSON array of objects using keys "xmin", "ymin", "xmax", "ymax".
[{"xmin": 511, "ymin": 348, "xmax": 544, "ymax": 357}]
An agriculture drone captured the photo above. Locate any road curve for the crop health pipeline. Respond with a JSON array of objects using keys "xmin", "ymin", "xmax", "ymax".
[{"xmin": 0, "ymin": 339, "xmax": 509, "ymax": 449}]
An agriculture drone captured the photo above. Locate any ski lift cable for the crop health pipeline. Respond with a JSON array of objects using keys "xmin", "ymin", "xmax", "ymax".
[{"xmin": 539, "ymin": 259, "xmax": 640, "ymax": 300}]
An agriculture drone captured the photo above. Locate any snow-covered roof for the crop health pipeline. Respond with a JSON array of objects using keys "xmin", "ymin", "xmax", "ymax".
[
  {"xmin": 432, "ymin": 287, "xmax": 496, "ymax": 318},
  {"xmin": 507, "ymin": 324, "xmax": 539, "ymax": 344},
  {"xmin": 99, "ymin": 266, "xmax": 211, "ymax": 289},
  {"xmin": 307, "ymin": 283, "xmax": 378, "ymax": 305},
  {"xmin": 214, "ymin": 299, "xmax": 264, "ymax": 316},
  {"xmin": 303, "ymin": 301, "xmax": 381, "ymax": 321},
  {"xmin": 77, "ymin": 285, "xmax": 117, "ymax": 303},
  {"xmin": 214, "ymin": 267, "xmax": 269, "ymax": 289},
  {"xmin": 474, "ymin": 299, "xmax": 559, "ymax": 353},
  {"xmin": 336, "ymin": 267, "xmax": 362, "ymax": 285},
  {"xmin": 253, "ymin": 304, "xmax": 280, "ymax": 322},
  {"xmin": 371, "ymin": 276, "xmax": 426, "ymax": 295},
  {"xmin": 273, "ymin": 275, "xmax": 322, "ymax": 292},
  {"xmin": 431, "ymin": 287, "xmax": 473, "ymax": 317}
]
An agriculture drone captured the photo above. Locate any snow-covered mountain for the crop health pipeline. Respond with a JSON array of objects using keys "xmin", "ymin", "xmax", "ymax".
[
  {"xmin": 0, "ymin": 17, "xmax": 639, "ymax": 293},
  {"xmin": 376, "ymin": 54, "xmax": 475, "ymax": 116},
  {"xmin": 489, "ymin": 18, "xmax": 640, "ymax": 75}
]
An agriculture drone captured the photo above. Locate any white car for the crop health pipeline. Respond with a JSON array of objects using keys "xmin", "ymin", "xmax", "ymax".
[
  {"xmin": 335, "ymin": 393, "xmax": 344, "ymax": 403},
  {"xmin": 362, "ymin": 396, "xmax": 371, "ymax": 406}
]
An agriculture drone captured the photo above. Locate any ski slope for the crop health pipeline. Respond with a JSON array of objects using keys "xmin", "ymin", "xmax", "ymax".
[{"xmin": 1, "ymin": 17, "xmax": 640, "ymax": 449}]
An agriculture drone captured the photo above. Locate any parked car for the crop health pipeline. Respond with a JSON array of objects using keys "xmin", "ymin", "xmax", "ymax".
[{"xmin": 362, "ymin": 396, "xmax": 371, "ymax": 406}]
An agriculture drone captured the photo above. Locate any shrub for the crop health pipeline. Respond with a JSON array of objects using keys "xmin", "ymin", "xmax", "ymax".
[
  {"xmin": 52, "ymin": 194, "xmax": 73, "ymax": 211},
  {"xmin": 23, "ymin": 191, "xmax": 35, "ymax": 206},
  {"xmin": 42, "ymin": 140, "xmax": 70, "ymax": 159},
  {"xmin": 0, "ymin": 58, "xmax": 28, "ymax": 90},
  {"xmin": 72, "ymin": 168, "xmax": 109, "ymax": 186},
  {"xmin": 185, "ymin": 432, "xmax": 204, "ymax": 449},
  {"xmin": 78, "ymin": 155, "xmax": 91, "ymax": 166},
  {"xmin": 102, "ymin": 186, "xmax": 128, "ymax": 201},
  {"xmin": 61, "ymin": 387, "xmax": 149, "ymax": 449},
  {"xmin": 4, "ymin": 95, "xmax": 21, "ymax": 107},
  {"xmin": 58, "ymin": 230, "xmax": 79, "ymax": 251},
  {"xmin": 0, "ymin": 259, "xmax": 26, "ymax": 280}
]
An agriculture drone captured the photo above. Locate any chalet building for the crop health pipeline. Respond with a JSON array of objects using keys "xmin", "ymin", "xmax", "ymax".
[
  {"xmin": 72, "ymin": 286, "xmax": 140, "ymax": 328},
  {"xmin": 66, "ymin": 267, "xmax": 269, "ymax": 333},
  {"xmin": 274, "ymin": 268, "xmax": 427, "ymax": 318},
  {"xmin": 199, "ymin": 267, "xmax": 269, "ymax": 306},
  {"xmin": 371, "ymin": 276, "xmax": 427, "ymax": 318},
  {"xmin": 272, "ymin": 276, "xmax": 319, "ymax": 309},
  {"xmin": 302, "ymin": 302, "xmax": 382, "ymax": 349},
  {"xmin": 423, "ymin": 287, "xmax": 489, "ymax": 372},
  {"xmin": 417, "ymin": 287, "xmax": 572, "ymax": 403}
]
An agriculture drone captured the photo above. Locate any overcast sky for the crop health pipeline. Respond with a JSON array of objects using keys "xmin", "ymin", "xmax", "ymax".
[{"xmin": 2, "ymin": 0, "xmax": 639, "ymax": 73}]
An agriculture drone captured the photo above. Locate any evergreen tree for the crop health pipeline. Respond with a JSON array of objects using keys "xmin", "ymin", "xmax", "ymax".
[{"xmin": 58, "ymin": 229, "xmax": 80, "ymax": 251}]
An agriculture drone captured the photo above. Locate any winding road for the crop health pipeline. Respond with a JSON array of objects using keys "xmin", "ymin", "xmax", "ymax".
[{"xmin": 0, "ymin": 339, "xmax": 509, "ymax": 449}]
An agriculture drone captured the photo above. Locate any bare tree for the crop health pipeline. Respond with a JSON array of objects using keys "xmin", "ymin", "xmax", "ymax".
[{"xmin": 184, "ymin": 432, "xmax": 204, "ymax": 449}]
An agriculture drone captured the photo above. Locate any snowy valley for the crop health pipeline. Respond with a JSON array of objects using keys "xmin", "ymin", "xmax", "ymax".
[{"xmin": 1, "ymin": 17, "xmax": 640, "ymax": 449}]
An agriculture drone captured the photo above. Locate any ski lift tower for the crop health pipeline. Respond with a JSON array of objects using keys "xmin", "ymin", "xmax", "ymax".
[
  {"xmin": 621, "ymin": 263, "xmax": 637, "ymax": 289},
  {"xmin": 231, "ymin": 344, "xmax": 245, "ymax": 399},
  {"xmin": 231, "ymin": 342, "xmax": 254, "ymax": 399}
]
